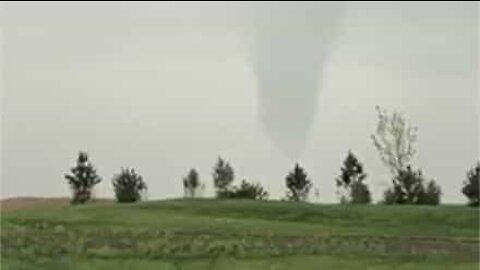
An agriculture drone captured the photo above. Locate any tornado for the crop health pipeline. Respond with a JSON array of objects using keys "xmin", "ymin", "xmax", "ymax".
[{"xmin": 250, "ymin": 2, "xmax": 344, "ymax": 157}]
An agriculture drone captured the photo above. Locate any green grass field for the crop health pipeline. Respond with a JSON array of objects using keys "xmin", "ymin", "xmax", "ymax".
[{"xmin": 1, "ymin": 199, "xmax": 479, "ymax": 269}]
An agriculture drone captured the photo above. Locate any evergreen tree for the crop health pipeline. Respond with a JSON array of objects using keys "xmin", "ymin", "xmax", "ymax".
[
  {"xmin": 65, "ymin": 152, "xmax": 102, "ymax": 204},
  {"xmin": 112, "ymin": 168, "xmax": 147, "ymax": 203},
  {"xmin": 462, "ymin": 163, "xmax": 479, "ymax": 207},
  {"xmin": 336, "ymin": 151, "xmax": 371, "ymax": 204},
  {"xmin": 285, "ymin": 163, "xmax": 312, "ymax": 202}
]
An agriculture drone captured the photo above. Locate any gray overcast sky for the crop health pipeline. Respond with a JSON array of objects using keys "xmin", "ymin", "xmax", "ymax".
[{"xmin": 1, "ymin": 2, "xmax": 478, "ymax": 203}]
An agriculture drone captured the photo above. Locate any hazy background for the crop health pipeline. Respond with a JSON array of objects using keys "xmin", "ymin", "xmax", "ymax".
[{"xmin": 1, "ymin": 2, "xmax": 478, "ymax": 203}]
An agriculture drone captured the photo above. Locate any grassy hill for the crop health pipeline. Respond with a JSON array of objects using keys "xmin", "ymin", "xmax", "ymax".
[{"xmin": 1, "ymin": 199, "xmax": 479, "ymax": 269}]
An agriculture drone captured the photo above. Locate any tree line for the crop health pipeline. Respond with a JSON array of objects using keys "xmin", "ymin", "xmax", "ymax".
[{"xmin": 64, "ymin": 107, "xmax": 479, "ymax": 207}]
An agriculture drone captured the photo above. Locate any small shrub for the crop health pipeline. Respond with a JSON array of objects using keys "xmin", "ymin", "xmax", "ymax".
[
  {"xmin": 383, "ymin": 166, "xmax": 441, "ymax": 205},
  {"xmin": 418, "ymin": 180, "xmax": 441, "ymax": 205},
  {"xmin": 234, "ymin": 180, "xmax": 269, "ymax": 200},
  {"xmin": 350, "ymin": 181, "xmax": 371, "ymax": 204},
  {"xmin": 112, "ymin": 168, "xmax": 147, "ymax": 203},
  {"xmin": 220, "ymin": 180, "xmax": 269, "ymax": 200}
]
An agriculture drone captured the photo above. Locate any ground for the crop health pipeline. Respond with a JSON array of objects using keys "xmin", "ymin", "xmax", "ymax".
[{"xmin": 1, "ymin": 198, "xmax": 478, "ymax": 269}]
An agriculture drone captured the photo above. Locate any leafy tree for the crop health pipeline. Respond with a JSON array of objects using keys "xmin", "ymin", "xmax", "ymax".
[
  {"xmin": 336, "ymin": 151, "xmax": 371, "ymax": 204},
  {"xmin": 371, "ymin": 107, "xmax": 440, "ymax": 205},
  {"xmin": 65, "ymin": 152, "xmax": 102, "ymax": 204},
  {"xmin": 371, "ymin": 107, "xmax": 417, "ymax": 175},
  {"xmin": 183, "ymin": 169, "xmax": 200, "ymax": 198},
  {"xmin": 383, "ymin": 166, "xmax": 441, "ymax": 205},
  {"xmin": 462, "ymin": 163, "xmax": 479, "ymax": 207},
  {"xmin": 285, "ymin": 163, "xmax": 312, "ymax": 202},
  {"xmin": 212, "ymin": 157, "xmax": 235, "ymax": 198},
  {"xmin": 226, "ymin": 180, "xmax": 269, "ymax": 200},
  {"xmin": 112, "ymin": 168, "xmax": 147, "ymax": 203}
]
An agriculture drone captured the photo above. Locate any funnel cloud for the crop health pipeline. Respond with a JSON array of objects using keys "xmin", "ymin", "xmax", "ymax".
[{"xmin": 250, "ymin": 2, "xmax": 344, "ymax": 157}]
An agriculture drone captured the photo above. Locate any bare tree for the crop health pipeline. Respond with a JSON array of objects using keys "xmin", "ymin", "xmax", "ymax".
[{"xmin": 371, "ymin": 106, "xmax": 417, "ymax": 176}]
